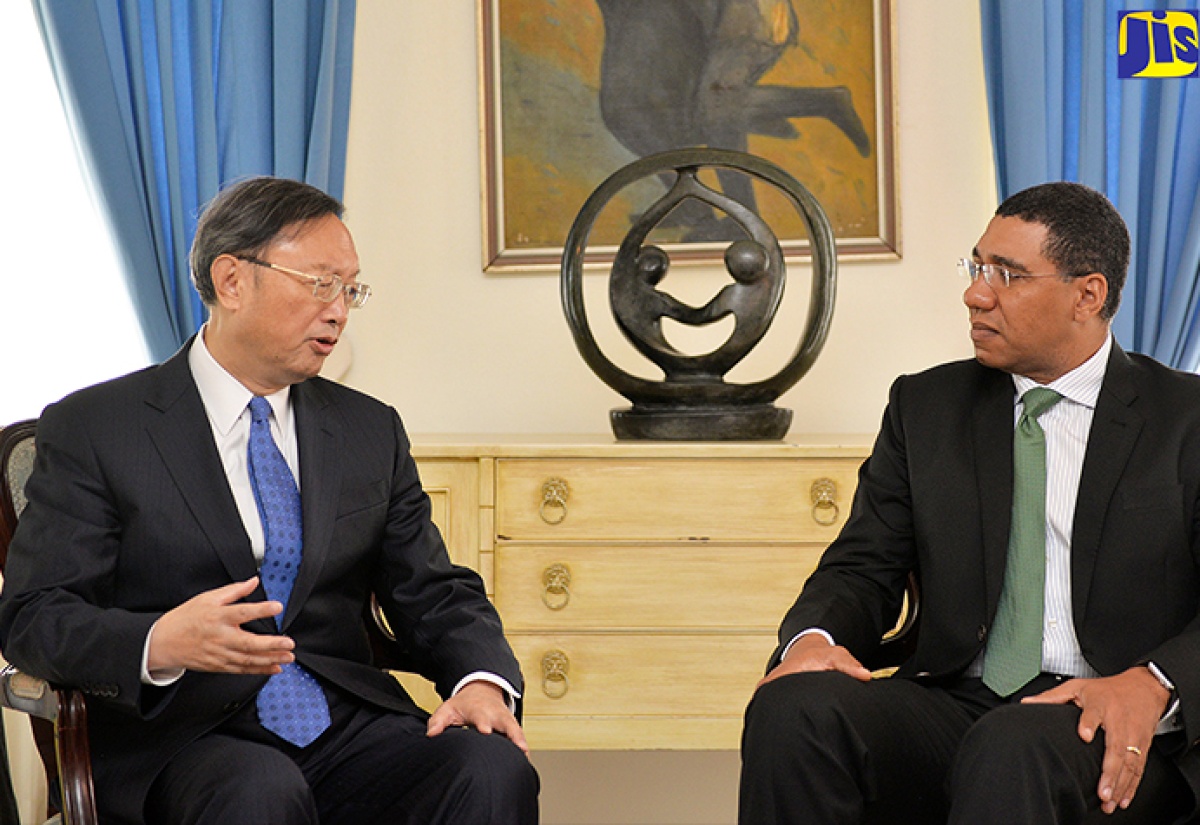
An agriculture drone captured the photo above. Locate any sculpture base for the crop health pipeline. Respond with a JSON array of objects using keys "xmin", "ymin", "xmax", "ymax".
[{"xmin": 611, "ymin": 404, "xmax": 793, "ymax": 441}]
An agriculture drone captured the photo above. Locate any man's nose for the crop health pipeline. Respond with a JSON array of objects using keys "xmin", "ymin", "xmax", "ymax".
[
  {"xmin": 323, "ymin": 293, "xmax": 350, "ymax": 324},
  {"xmin": 963, "ymin": 274, "xmax": 996, "ymax": 310}
]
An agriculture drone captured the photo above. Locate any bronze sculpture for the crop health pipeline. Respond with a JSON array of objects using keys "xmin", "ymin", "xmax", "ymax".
[{"xmin": 561, "ymin": 148, "xmax": 837, "ymax": 440}]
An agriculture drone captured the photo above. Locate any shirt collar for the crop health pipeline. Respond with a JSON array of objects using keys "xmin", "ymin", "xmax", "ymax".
[
  {"xmin": 1011, "ymin": 334, "xmax": 1111, "ymax": 411},
  {"xmin": 188, "ymin": 327, "xmax": 293, "ymax": 434}
]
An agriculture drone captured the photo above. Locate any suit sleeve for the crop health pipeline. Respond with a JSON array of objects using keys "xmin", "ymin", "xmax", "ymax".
[
  {"xmin": 0, "ymin": 400, "xmax": 163, "ymax": 713},
  {"xmin": 372, "ymin": 411, "xmax": 523, "ymax": 704},
  {"xmin": 773, "ymin": 375, "xmax": 916, "ymax": 668},
  {"xmin": 1139, "ymin": 472, "xmax": 1200, "ymax": 747}
]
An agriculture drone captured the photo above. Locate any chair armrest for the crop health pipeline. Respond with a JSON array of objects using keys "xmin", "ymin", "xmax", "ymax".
[
  {"xmin": 0, "ymin": 665, "xmax": 98, "ymax": 825},
  {"xmin": 1, "ymin": 665, "xmax": 59, "ymax": 721},
  {"xmin": 865, "ymin": 572, "xmax": 921, "ymax": 674}
]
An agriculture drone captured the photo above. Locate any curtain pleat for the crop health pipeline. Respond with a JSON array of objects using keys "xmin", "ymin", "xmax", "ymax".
[{"xmin": 32, "ymin": 0, "xmax": 358, "ymax": 361}]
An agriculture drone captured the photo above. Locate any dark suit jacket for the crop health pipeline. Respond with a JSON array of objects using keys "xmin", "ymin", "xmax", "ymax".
[
  {"xmin": 0, "ymin": 342, "xmax": 522, "ymax": 824},
  {"xmin": 773, "ymin": 342, "xmax": 1200, "ymax": 802}
]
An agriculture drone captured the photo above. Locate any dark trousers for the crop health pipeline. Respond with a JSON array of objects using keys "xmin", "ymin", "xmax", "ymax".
[
  {"xmin": 739, "ymin": 672, "xmax": 1193, "ymax": 825},
  {"xmin": 143, "ymin": 688, "xmax": 539, "ymax": 825}
]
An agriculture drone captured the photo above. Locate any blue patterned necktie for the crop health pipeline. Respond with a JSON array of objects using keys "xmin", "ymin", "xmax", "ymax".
[
  {"xmin": 982, "ymin": 387, "xmax": 1063, "ymax": 697},
  {"xmin": 247, "ymin": 396, "xmax": 331, "ymax": 747}
]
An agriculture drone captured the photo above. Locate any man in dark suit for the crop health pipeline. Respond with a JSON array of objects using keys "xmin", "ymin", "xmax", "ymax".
[
  {"xmin": 0, "ymin": 177, "xmax": 538, "ymax": 824},
  {"xmin": 739, "ymin": 181, "xmax": 1200, "ymax": 824}
]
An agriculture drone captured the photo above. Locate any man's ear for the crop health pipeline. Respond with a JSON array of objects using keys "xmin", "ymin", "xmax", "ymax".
[
  {"xmin": 1074, "ymin": 273, "xmax": 1108, "ymax": 322},
  {"xmin": 210, "ymin": 254, "xmax": 244, "ymax": 309}
]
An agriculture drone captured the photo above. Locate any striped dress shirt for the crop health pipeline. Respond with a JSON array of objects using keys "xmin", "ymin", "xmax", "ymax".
[{"xmin": 964, "ymin": 335, "xmax": 1112, "ymax": 680}]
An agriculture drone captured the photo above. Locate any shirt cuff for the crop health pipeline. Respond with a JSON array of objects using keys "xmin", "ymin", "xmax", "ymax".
[
  {"xmin": 780, "ymin": 628, "xmax": 836, "ymax": 661},
  {"xmin": 451, "ymin": 671, "xmax": 521, "ymax": 713},
  {"xmin": 141, "ymin": 620, "xmax": 185, "ymax": 686},
  {"xmin": 1147, "ymin": 661, "xmax": 1183, "ymax": 735}
]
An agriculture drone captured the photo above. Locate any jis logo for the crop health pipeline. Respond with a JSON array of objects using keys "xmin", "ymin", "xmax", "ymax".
[{"xmin": 1118, "ymin": 10, "xmax": 1199, "ymax": 78}]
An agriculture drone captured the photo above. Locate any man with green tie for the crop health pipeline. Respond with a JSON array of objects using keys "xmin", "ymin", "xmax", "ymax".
[{"xmin": 740, "ymin": 181, "xmax": 1200, "ymax": 824}]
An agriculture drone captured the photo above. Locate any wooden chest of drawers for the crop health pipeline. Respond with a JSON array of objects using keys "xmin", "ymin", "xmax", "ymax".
[{"xmin": 407, "ymin": 435, "xmax": 870, "ymax": 750}]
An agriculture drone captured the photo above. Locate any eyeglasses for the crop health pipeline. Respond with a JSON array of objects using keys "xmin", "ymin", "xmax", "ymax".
[
  {"xmin": 236, "ymin": 255, "xmax": 372, "ymax": 309},
  {"xmin": 958, "ymin": 258, "xmax": 1082, "ymax": 290}
]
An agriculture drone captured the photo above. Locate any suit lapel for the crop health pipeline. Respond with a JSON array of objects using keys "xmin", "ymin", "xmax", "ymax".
[
  {"xmin": 288, "ymin": 379, "xmax": 341, "ymax": 630},
  {"xmin": 143, "ymin": 344, "xmax": 259, "ymax": 586},
  {"xmin": 972, "ymin": 367, "xmax": 1017, "ymax": 617},
  {"xmin": 1071, "ymin": 344, "xmax": 1143, "ymax": 622}
]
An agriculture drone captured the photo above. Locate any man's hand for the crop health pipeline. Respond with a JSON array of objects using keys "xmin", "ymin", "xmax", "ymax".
[
  {"xmin": 1022, "ymin": 666, "xmax": 1171, "ymax": 814},
  {"xmin": 427, "ymin": 680, "xmax": 529, "ymax": 754},
  {"xmin": 757, "ymin": 632, "xmax": 873, "ymax": 689},
  {"xmin": 147, "ymin": 577, "xmax": 295, "ymax": 675}
]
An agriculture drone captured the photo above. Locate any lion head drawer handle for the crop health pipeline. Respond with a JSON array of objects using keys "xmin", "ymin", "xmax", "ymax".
[
  {"xmin": 541, "ymin": 649, "xmax": 570, "ymax": 699},
  {"xmin": 541, "ymin": 563, "xmax": 572, "ymax": 610},
  {"xmin": 539, "ymin": 477, "xmax": 570, "ymax": 525},
  {"xmin": 810, "ymin": 477, "xmax": 840, "ymax": 526}
]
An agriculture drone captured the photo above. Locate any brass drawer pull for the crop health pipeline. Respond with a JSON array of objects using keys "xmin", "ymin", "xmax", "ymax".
[
  {"xmin": 541, "ymin": 649, "xmax": 570, "ymax": 699},
  {"xmin": 810, "ymin": 477, "xmax": 840, "ymax": 526},
  {"xmin": 539, "ymin": 477, "xmax": 570, "ymax": 525},
  {"xmin": 542, "ymin": 563, "xmax": 572, "ymax": 610}
]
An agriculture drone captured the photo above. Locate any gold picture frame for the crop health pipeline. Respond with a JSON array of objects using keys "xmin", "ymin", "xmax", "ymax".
[{"xmin": 478, "ymin": 0, "xmax": 898, "ymax": 273}]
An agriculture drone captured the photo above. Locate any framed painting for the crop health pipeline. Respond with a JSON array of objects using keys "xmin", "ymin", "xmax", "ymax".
[{"xmin": 478, "ymin": 0, "xmax": 897, "ymax": 273}]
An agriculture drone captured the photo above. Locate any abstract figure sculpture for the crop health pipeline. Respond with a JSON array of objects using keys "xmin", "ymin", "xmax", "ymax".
[{"xmin": 561, "ymin": 148, "xmax": 837, "ymax": 440}]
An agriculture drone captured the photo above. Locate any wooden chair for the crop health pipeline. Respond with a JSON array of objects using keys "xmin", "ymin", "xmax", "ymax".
[{"xmin": 0, "ymin": 419, "xmax": 97, "ymax": 825}]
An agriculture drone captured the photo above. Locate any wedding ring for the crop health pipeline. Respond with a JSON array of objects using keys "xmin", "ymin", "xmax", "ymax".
[{"xmin": 1126, "ymin": 745, "xmax": 1143, "ymax": 757}]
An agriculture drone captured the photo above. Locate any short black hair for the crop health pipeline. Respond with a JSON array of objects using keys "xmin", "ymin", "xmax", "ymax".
[
  {"xmin": 995, "ymin": 181, "xmax": 1129, "ymax": 320},
  {"xmin": 190, "ymin": 177, "xmax": 344, "ymax": 306}
]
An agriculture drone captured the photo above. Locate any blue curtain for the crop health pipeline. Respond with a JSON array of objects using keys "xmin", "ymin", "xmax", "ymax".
[
  {"xmin": 980, "ymin": 0, "xmax": 1200, "ymax": 369},
  {"xmin": 32, "ymin": 0, "xmax": 357, "ymax": 361}
]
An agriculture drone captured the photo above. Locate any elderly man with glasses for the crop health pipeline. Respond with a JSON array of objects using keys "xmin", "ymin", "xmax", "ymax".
[
  {"xmin": 740, "ymin": 181, "xmax": 1200, "ymax": 824},
  {"xmin": 0, "ymin": 176, "xmax": 538, "ymax": 825}
]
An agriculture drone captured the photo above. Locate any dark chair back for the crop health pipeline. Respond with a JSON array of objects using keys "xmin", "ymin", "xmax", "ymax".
[
  {"xmin": 0, "ymin": 419, "xmax": 36, "ymax": 567},
  {"xmin": 1, "ymin": 419, "xmax": 98, "ymax": 825},
  {"xmin": 0, "ymin": 419, "xmax": 37, "ymax": 823}
]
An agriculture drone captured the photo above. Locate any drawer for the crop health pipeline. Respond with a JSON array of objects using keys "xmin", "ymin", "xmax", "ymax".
[
  {"xmin": 494, "ymin": 545, "xmax": 820, "ymax": 630},
  {"xmin": 511, "ymin": 633, "xmax": 774, "ymax": 718},
  {"xmin": 495, "ymin": 458, "xmax": 858, "ymax": 542}
]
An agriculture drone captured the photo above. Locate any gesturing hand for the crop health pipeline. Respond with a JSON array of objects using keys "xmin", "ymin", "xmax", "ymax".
[
  {"xmin": 1023, "ymin": 666, "xmax": 1171, "ymax": 814},
  {"xmin": 147, "ymin": 577, "xmax": 295, "ymax": 675},
  {"xmin": 757, "ymin": 632, "xmax": 873, "ymax": 690},
  {"xmin": 427, "ymin": 681, "xmax": 530, "ymax": 754}
]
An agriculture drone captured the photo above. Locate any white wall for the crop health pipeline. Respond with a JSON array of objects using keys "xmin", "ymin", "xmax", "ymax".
[
  {"xmin": 341, "ymin": 1, "xmax": 992, "ymax": 439},
  {"xmin": 341, "ymin": 4, "xmax": 995, "ymax": 823}
]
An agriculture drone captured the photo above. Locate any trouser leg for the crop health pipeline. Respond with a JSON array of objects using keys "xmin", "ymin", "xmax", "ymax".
[
  {"xmin": 307, "ymin": 707, "xmax": 539, "ymax": 825},
  {"xmin": 740, "ymin": 672, "xmax": 1193, "ymax": 825},
  {"xmin": 144, "ymin": 695, "xmax": 539, "ymax": 825},
  {"xmin": 144, "ymin": 732, "xmax": 318, "ymax": 825},
  {"xmin": 949, "ymin": 702, "xmax": 1192, "ymax": 825},
  {"xmin": 738, "ymin": 672, "xmax": 981, "ymax": 825}
]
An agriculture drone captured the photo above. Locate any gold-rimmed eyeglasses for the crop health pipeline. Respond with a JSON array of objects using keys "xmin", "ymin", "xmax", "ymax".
[
  {"xmin": 957, "ymin": 258, "xmax": 1083, "ymax": 290},
  {"xmin": 236, "ymin": 255, "xmax": 372, "ymax": 309}
]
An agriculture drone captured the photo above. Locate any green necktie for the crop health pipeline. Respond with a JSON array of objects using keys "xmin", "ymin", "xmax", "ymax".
[{"xmin": 982, "ymin": 386, "xmax": 1063, "ymax": 697}]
